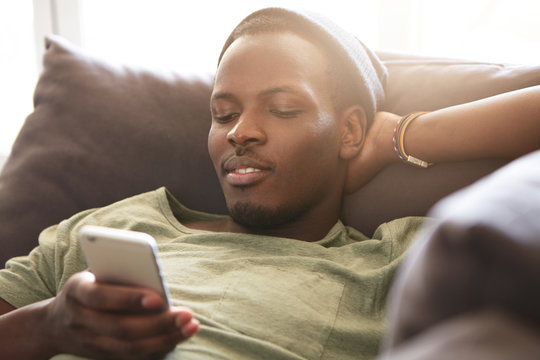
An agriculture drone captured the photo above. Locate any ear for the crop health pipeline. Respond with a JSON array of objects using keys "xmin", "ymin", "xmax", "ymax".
[{"xmin": 339, "ymin": 105, "xmax": 367, "ymax": 160}]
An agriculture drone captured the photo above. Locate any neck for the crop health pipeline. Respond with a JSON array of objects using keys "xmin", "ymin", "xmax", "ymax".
[
  {"xmin": 223, "ymin": 211, "xmax": 340, "ymax": 242},
  {"xmin": 186, "ymin": 204, "xmax": 342, "ymax": 241}
]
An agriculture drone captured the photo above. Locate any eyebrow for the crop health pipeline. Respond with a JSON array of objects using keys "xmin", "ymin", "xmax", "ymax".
[
  {"xmin": 211, "ymin": 85, "xmax": 304, "ymax": 103},
  {"xmin": 260, "ymin": 86, "xmax": 302, "ymax": 97},
  {"xmin": 211, "ymin": 92, "xmax": 236, "ymax": 102}
]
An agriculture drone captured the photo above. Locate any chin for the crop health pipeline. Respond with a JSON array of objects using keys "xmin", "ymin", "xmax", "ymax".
[{"xmin": 228, "ymin": 201, "xmax": 297, "ymax": 230}]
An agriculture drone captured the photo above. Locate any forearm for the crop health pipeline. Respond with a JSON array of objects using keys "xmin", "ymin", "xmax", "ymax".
[
  {"xmin": 0, "ymin": 299, "xmax": 57, "ymax": 360},
  {"xmin": 405, "ymin": 85, "xmax": 540, "ymax": 163},
  {"xmin": 345, "ymin": 85, "xmax": 540, "ymax": 193}
]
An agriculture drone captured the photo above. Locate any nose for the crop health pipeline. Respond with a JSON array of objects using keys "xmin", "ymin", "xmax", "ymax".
[{"xmin": 226, "ymin": 113, "xmax": 267, "ymax": 148}]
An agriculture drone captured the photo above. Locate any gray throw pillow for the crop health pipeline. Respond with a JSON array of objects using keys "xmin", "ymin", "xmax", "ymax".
[{"xmin": 382, "ymin": 150, "xmax": 540, "ymax": 352}]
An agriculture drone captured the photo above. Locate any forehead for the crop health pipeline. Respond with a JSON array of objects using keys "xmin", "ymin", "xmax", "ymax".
[{"xmin": 213, "ymin": 32, "xmax": 330, "ymax": 100}]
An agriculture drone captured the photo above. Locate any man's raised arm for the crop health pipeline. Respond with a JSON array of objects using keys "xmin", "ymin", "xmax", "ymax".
[{"xmin": 346, "ymin": 85, "xmax": 540, "ymax": 193}]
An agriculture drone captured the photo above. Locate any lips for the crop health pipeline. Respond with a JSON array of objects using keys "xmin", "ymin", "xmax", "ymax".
[{"xmin": 223, "ymin": 156, "xmax": 272, "ymax": 187}]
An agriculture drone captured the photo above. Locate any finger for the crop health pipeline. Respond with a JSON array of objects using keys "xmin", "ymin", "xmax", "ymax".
[
  {"xmin": 74, "ymin": 307, "xmax": 182, "ymax": 340},
  {"xmin": 78, "ymin": 330, "xmax": 183, "ymax": 360},
  {"xmin": 171, "ymin": 307, "xmax": 200, "ymax": 338},
  {"xmin": 180, "ymin": 318, "xmax": 200, "ymax": 338},
  {"xmin": 56, "ymin": 305, "xmax": 192, "ymax": 360},
  {"xmin": 68, "ymin": 272, "xmax": 165, "ymax": 312}
]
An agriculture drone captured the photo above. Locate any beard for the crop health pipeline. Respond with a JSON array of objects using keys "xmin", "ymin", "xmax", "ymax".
[{"xmin": 228, "ymin": 201, "xmax": 299, "ymax": 230}]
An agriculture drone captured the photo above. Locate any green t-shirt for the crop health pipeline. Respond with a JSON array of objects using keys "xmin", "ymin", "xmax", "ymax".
[{"xmin": 0, "ymin": 187, "xmax": 424, "ymax": 360}]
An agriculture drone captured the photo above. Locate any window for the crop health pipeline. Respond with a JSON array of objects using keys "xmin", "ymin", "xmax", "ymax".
[
  {"xmin": 398, "ymin": 0, "xmax": 540, "ymax": 64},
  {"xmin": 76, "ymin": 0, "xmax": 379, "ymax": 74},
  {"xmin": 0, "ymin": 1, "xmax": 37, "ymax": 155}
]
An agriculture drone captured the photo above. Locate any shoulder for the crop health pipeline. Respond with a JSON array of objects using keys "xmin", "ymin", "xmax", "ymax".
[
  {"xmin": 49, "ymin": 187, "xmax": 171, "ymax": 258},
  {"xmin": 372, "ymin": 216, "xmax": 429, "ymax": 258},
  {"xmin": 64, "ymin": 187, "xmax": 169, "ymax": 228}
]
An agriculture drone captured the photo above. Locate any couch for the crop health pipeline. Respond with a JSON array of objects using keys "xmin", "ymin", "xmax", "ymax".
[
  {"xmin": 0, "ymin": 155, "xmax": 6, "ymax": 173},
  {"xmin": 1, "ymin": 34, "xmax": 540, "ymax": 357}
]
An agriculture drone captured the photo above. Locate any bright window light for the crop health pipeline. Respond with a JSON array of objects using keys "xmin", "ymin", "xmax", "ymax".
[
  {"xmin": 412, "ymin": 0, "xmax": 540, "ymax": 64},
  {"xmin": 1, "ymin": 0, "xmax": 539, "ymax": 156},
  {"xmin": 0, "ymin": 1, "xmax": 37, "ymax": 155},
  {"xmin": 77, "ymin": 0, "xmax": 379, "ymax": 74}
]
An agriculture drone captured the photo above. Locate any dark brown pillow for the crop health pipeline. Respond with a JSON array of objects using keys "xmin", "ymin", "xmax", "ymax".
[{"xmin": 0, "ymin": 35, "xmax": 225, "ymax": 265}]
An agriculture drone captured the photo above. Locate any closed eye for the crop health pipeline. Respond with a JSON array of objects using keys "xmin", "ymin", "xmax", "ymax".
[
  {"xmin": 213, "ymin": 113, "xmax": 240, "ymax": 123},
  {"xmin": 270, "ymin": 109, "xmax": 304, "ymax": 118}
]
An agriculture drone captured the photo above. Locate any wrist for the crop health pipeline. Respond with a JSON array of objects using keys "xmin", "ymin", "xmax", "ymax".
[
  {"xmin": 378, "ymin": 111, "xmax": 403, "ymax": 166},
  {"xmin": 0, "ymin": 298, "xmax": 58, "ymax": 359},
  {"xmin": 31, "ymin": 298, "xmax": 60, "ymax": 358},
  {"xmin": 392, "ymin": 112, "xmax": 433, "ymax": 168}
]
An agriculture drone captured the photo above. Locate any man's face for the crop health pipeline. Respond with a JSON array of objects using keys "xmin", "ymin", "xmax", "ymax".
[{"xmin": 208, "ymin": 32, "xmax": 346, "ymax": 230}]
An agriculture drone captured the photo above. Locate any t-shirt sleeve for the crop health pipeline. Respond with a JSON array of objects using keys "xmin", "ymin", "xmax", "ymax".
[
  {"xmin": 0, "ymin": 218, "xmax": 88, "ymax": 308},
  {"xmin": 372, "ymin": 216, "xmax": 428, "ymax": 262},
  {"xmin": 0, "ymin": 189, "xmax": 169, "ymax": 309}
]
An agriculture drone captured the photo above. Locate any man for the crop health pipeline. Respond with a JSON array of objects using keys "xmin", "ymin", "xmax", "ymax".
[{"xmin": 0, "ymin": 7, "xmax": 539, "ymax": 360}]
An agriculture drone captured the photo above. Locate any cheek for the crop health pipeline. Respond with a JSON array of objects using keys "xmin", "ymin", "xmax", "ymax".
[
  {"xmin": 207, "ymin": 126, "xmax": 226, "ymax": 168},
  {"xmin": 309, "ymin": 114, "xmax": 341, "ymax": 155},
  {"xmin": 286, "ymin": 119, "xmax": 341, "ymax": 171}
]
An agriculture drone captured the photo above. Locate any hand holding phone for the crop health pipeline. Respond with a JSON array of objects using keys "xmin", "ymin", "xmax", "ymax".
[
  {"xmin": 78, "ymin": 225, "xmax": 170, "ymax": 307},
  {"xmin": 33, "ymin": 225, "xmax": 200, "ymax": 359}
]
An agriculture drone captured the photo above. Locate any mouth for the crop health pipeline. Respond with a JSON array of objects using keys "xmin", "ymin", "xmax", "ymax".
[
  {"xmin": 229, "ymin": 167, "xmax": 262, "ymax": 175},
  {"xmin": 223, "ymin": 157, "xmax": 272, "ymax": 187}
]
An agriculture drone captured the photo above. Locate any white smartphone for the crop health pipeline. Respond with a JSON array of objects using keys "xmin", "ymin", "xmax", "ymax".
[{"xmin": 78, "ymin": 225, "xmax": 170, "ymax": 307}]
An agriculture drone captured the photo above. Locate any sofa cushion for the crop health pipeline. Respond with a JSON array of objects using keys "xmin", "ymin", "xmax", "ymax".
[
  {"xmin": 1, "ymin": 36, "xmax": 540, "ymax": 266},
  {"xmin": 379, "ymin": 51, "xmax": 540, "ymax": 114},
  {"xmin": 342, "ymin": 52, "xmax": 540, "ymax": 234},
  {"xmin": 0, "ymin": 35, "xmax": 224, "ymax": 265},
  {"xmin": 378, "ymin": 308, "xmax": 540, "ymax": 360}
]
